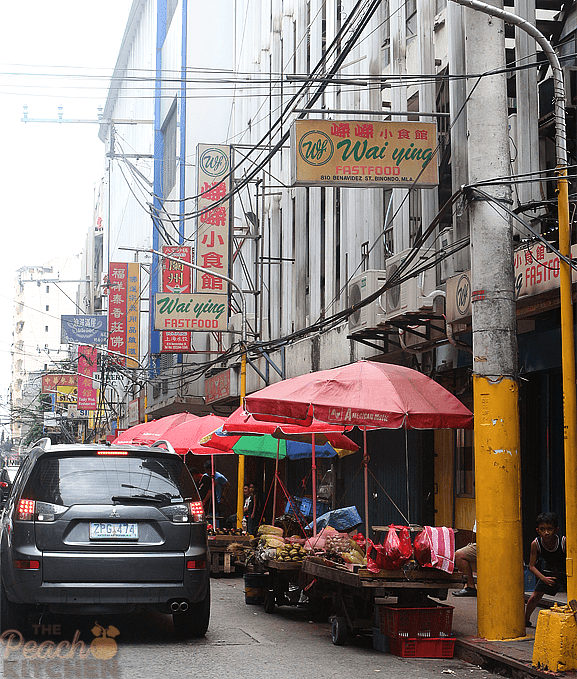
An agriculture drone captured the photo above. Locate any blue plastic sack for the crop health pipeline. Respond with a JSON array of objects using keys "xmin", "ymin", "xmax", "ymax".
[{"xmin": 305, "ymin": 506, "xmax": 362, "ymax": 532}]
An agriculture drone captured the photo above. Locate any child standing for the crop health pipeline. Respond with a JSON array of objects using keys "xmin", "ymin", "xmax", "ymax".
[{"xmin": 525, "ymin": 511, "xmax": 566, "ymax": 627}]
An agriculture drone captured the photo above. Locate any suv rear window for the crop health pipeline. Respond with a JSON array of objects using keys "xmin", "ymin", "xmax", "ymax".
[{"xmin": 22, "ymin": 454, "xmax": 200, "ymax": 506}]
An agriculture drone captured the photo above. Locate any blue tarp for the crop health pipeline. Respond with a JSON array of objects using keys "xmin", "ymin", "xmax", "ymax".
[{"xmin": 305, "ymin": 506, "xmax": 362, "ymax": 532}]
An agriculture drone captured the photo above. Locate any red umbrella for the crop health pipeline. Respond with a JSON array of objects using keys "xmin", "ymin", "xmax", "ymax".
[
  {"xmin": 113, "ymin": 412, "xmax": 198, "ymax": 446},
  {"xmin": 244, "ymin": 360, "xmax": 473, "ymax": 538},
  {"xmin": 244, "ymin": 360, "xmax": 473, "ymax": 430}
]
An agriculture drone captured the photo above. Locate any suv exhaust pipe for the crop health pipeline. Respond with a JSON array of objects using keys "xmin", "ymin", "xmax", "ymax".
[{"xmin": 170, "ymin": 600, "xmax": 189, "ymax": 612}]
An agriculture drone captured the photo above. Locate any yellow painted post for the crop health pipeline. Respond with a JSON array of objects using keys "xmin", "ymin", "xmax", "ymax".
[
  {"xmin": 474, "ymin": 375, "xmax": 525, "ymax": 640},
  {"xmin": 558, "ymin": 171, "xmax": 577, "ymax": 601},
  {"xmin": 533, "ymin": 604, "xmax": 577, "ymax": 672},
  {"xmin": 236, "ymin": 351, "xmax": 247, "ymax": 529}
]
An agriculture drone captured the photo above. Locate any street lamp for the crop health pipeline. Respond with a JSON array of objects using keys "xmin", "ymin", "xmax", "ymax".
[{"xmin": 119, "ymin": 246, "xmax": 248, "ymax": 529}]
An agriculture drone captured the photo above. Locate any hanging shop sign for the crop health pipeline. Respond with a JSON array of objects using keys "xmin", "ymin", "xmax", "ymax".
[
  {"xmin": 107, "ymin": 262, "xmax": 140, "ymax": 368},
  {"xmin": 161, "ymin": 245, "xmax": 193, "ymax": 353},
  {"xmin": 61, "ymin": 315, "xmax": 108, "ymax": 345},
  {"xmin": 196, "ymin": 144, "xmax": 232, "ymax": 295},
  {"xmin": 153, "ymin": 293, "xmax": 228, "ymax": 331},
  {"xmin": 290, "ymin": 119, "xmax": 438, "ymax": 188},
  {"xmin": 77, "ymin": 345, "xmax": 98, "ymax": 410},
  {"xmin": 205, "ymin": 369, "xmax": 232, "ymax": 404},
  {"xmin": 41, "ymin": 374, "xmax": 77, "ymax": 393},
  {"xmin": 128, "ymin": 398, "xmax": 141, "ymax": 426},
  {"xmin": 445, "ymin": 242, "xmax": 577, "ymax": 323}
]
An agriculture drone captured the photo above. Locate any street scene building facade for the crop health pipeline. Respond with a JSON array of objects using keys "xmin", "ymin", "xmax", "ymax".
[{"xmin": 14, "ymin": 0, "xmax": 577, "ymax": 578}]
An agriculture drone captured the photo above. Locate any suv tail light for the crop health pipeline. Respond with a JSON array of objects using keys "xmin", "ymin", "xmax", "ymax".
[
  {"xmin": 17, "ymin": 499, "xmax": 68, "ymax": 522},
  {"xmin": 160, "ymin": 501, "xmax": 205, "ymax": 523}
]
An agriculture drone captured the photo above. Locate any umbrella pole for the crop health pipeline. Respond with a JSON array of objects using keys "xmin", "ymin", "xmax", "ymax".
[
  {"xmin": 211, "ymin": 454, "xmax": 217, "ymax": 529},
  {"xmin": 272, "ymin": 439, "xmax": 280, "ymax": 523},
  {"xmin": 363, "ymin": 428, "xmax": 369, "ymax": 542},
  {"xmin": 312, "ymin": 434, "xmax": 317, "ymax": 537}
]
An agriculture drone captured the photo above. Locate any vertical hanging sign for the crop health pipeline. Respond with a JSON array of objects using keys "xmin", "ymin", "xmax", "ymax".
[
  {"xmin": 161, "ymin": 245, "xmax": 193, "ymax": 353},
  {"xmin": 196, "ymin": 144, "xmax": 232, "ymax": 295},
  {"xmin": 108, "ymin": 262, "xmax": 140, "ymax": 367},
  {"xmin": 78, "ymin": 345, "xmax": 98, "ymax": 410}
]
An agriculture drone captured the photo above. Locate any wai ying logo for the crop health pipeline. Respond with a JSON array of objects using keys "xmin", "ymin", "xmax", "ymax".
[{"xmin": 1, "ymin": 622, "xmax": 120, "ymax": 678}]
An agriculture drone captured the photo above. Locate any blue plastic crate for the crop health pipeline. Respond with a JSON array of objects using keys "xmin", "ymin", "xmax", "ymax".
[{"xmin": 299, "ymin": 498, "xmax": 331, "ymax": 518}]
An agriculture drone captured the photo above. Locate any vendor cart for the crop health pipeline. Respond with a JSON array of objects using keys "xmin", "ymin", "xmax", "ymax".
[
  {"xmin": 301, "ymin": 557, "xmax": 465, "ymax": 645},
  {"xmin": 208, "ymin": 534, "xmax": 252, "ymax": 575},
  {"xmin": 261, "ymin": 559, "xmax": 304, "ymax": 613}
]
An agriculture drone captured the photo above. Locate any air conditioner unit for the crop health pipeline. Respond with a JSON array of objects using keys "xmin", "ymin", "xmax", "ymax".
[
  {"xmin": 385, "ymin": 248, "xmax": 437, "ymax": 321},
  {"xmin": 348, "ymin": 270, "xmax": 387, "ymax": 333}
]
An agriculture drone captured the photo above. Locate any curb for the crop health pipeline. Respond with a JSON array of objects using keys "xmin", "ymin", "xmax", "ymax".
[{"xmin": 455, "ymin": 639, "xmax": 568, "ymax": 679}]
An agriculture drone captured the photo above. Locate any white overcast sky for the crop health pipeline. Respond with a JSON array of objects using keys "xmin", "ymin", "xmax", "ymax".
[{"xmin": 0, "ymin": 1, "xmax": 132, "ymax": 420}]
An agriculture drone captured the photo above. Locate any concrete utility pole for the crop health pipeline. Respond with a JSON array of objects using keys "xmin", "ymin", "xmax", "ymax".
[{"xmin": 451, "ymin": 0, "xmax": 525, "ymax": 640}]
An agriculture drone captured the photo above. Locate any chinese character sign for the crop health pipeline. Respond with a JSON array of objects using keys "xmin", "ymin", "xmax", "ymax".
[
  {"xmin": 61, "ymin": 315, "xmax": 108, "ymax": 345},
  {"xmin": 161, "ymin": 246, "xmax": 193, "ymax": 353},
  {"xmin": 41, "ymin": 374, "xmax": 77, "ymax": 394},
  {"xmin": 290, "ymin": 120, "xmax": 438, "ymax": 188},
  {"xmin": 196, "ymin": 144, "xmax": 232, "ymax": 295},
  {"xmin": 78, "ymin": 345, "xmax": 98, "ymax": 410},
  {"xmin": 108, "ymin": 262, "xmax": 140, "ymax": 368}
]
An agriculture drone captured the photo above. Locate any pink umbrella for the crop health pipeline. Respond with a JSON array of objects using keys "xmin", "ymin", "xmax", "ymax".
[
  {"xmin": 113, "ymin": 412, "xmax": 198, "ymax": 446},
  {"xmin": 244, "ymin": 360, "xmax": 473, "ymax": 538},
  {"xmin": 244, "ymin": 360, "xmax": 473, "ymax": 430}
]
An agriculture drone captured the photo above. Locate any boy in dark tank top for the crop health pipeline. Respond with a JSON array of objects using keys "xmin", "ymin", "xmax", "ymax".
[{"xmin": 525, "ymin": 511, "xmax": 566, "ymax": 627}]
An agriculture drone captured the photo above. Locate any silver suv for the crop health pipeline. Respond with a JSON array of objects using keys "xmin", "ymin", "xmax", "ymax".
[{"xmin": 0, "ymin": 439, "xmax": 210, "ymax": 638}]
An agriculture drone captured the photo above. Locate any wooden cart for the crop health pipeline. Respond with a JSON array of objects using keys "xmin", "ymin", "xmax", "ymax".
[
  {"xmin": 208, "ymin": 534, "xmax": 252, "ymax": 575},
  {"xmin": 260, "ymin": 559, "xmax": 304, "ymax": 613},
  {"xmin": 301, "ymin": 557, "xmax": 465, "ymax": 645}
]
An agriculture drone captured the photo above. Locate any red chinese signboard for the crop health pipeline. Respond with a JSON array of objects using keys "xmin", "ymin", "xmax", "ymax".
[
  {"xmin": 108, "ymin": 262, "xmax": 140, "ymax": 368},
  {"xmin": 205, "ymin": 369, "xmax": 231, "ymax": 404},
  {"xmin": 77, "ymin": 345, "xmax": 98, "ymax": 410},
  {"xmin": 161, "ymin": 246, "xmax": 193, "ymax": 353},
  {"xmin": 41, "ymin": 374, "xmax": 77, "ymax": 394},
  {"xmin": 196, "ymin": 144, "xmax": 232, "ymax": 294}
]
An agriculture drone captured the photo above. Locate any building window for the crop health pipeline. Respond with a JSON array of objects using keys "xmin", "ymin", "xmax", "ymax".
[
  {"xmin": 45, "ymin": 326, "xmax": 49, "ymax": 333},
  {"xmin": 46, "ymin": 285, "xmax": 50, "ymax": 293},
  {"xmin": 456, "ymin": 429, "xmax": 475, "ymax": 497},
  {"xmin": 361, "ymin": 241, "xmax": 369, "ymax": 272},
  {"xmin": 45, "ymin": 305, "xmax": 49, "ymax": 312},
  {"xmin": 406, "ymin": 0, "xmax": 417, "ymax": 37}
]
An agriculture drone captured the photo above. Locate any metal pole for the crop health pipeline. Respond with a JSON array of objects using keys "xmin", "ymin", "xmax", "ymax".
[
  {"xmin": 312, "ymin": 434, "xmax": 317, "ymax": 538},
  {"xmin": 455, "ymin": 0, "xmax": 577, "ymax": 613},
  {"xmin": 449, "ymin": 0, "xmax": 523, "ymax": 640}
]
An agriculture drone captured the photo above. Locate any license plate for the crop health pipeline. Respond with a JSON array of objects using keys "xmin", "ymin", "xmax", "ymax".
[{"xmin": 89, "ymin": 522, "xmax": 138, "ymax": 540}]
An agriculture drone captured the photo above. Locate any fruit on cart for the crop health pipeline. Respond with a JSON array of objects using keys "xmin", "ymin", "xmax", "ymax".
[{"xmin": 275, "ymin": 543, "xmax": 308, "ymax": 562}]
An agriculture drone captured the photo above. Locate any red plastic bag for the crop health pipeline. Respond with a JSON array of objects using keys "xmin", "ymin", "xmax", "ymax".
[
  {"xmin": 366, "ymin": 539, "xmax": 396, "ymax": 573},
  {"xmin": 383, "ymin": 525, "xmax": 413, "ymax": 569},
  {"xmin": 413, "ymin": 529, "xmax": 433, "ymax": 567}
]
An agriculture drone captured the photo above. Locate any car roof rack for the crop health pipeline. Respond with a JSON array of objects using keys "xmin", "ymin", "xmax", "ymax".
[
  {"xmin": 151, "ymin": 440, "xmax": 177, "ymax": 455},
  {"xmin": 30, "ymin": 437, "xmax": 52, "ymax": 451}
]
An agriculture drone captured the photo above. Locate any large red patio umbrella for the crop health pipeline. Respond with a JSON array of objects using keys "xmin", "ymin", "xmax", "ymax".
[
  {"xmin": 113, "ymin": 412, "xmax": 198, "ymax": 446},
  {"xmin": 244, "ymin": 360, "xmax": 473, "ymax": 538}
]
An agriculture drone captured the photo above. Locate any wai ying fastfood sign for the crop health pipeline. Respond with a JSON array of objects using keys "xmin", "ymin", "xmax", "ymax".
[{"xmin": 291, "ymin": 120, "xmax": 438, "ymax": 188}]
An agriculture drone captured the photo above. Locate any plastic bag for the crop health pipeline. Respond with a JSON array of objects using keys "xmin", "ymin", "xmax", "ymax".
[
  {"xmin": 413, "ymin": 529, "xmax": 433, "ymax": 567},
  {"xmin": 366, "ymin": 539, "xmax": 396, "ymax": 573},
  {"xmin": 383, "ymin": 525, "xmax": 412, "ymax": 569}
]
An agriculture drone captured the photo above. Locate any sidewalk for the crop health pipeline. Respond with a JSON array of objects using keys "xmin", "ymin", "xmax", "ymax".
[{"xmin": 450, "ymin": 590, "xmax": 576, "ymax": 678}]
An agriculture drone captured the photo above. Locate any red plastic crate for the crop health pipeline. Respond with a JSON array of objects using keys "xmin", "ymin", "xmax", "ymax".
[
  {"xmin": 378, "ymin": 603, "xmax": 454, "ymax": 638},
  {"xmin": 389, "ymin": 636, "xmax": 456, "ymax": 658}
]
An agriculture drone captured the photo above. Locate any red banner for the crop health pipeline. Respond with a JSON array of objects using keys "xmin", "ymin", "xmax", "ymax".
[
  {"xmin": 161, "ymin": 246, "xmax": 193, "ymax": 353},
  {"xmin": 41, "ymin": 374, "xmax": 76, "ymax": 393},
  {"xmin": 78, "ymin": 346, "xmax": 98, "ymax": 410}
]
